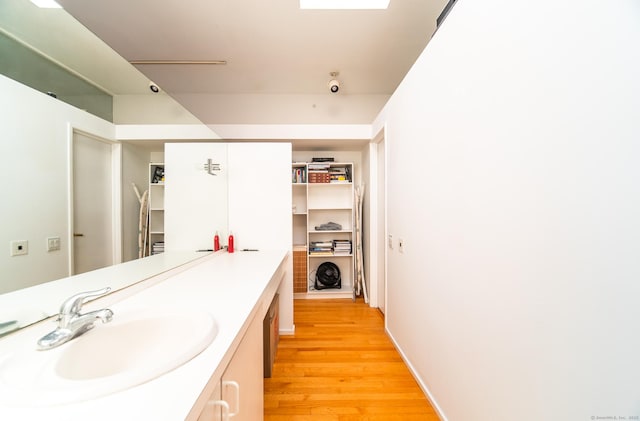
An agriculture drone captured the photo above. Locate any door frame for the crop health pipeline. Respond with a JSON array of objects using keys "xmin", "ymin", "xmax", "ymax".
[
  {"xmin": 67, "ymin": 124, "xmax": 122, "ymax": 275},
  {"xmin": 369, "ymin": 125, "xmax": 387, "ymax": 313}
]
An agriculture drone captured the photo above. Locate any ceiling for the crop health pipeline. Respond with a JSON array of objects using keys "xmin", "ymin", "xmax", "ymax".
[
  {"xmin": 3, "ymin": 0, "xmax": 448, "ymax": 134},
  {"xmin": 55, "ymin": 0, "xmax": 447, "ymax": 97}
]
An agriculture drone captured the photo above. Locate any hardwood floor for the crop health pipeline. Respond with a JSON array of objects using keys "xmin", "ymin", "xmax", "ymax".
[{"xmin": 264, "ymin": 299, "xmax": 440, "ymax": 421}]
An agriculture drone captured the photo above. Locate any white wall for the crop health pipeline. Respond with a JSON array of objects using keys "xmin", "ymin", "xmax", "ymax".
[
  {"xmin": 173, "ymin": 93, "xmax": 389, "ymax": 125},
  {"xmin": 113, "ymin": 94, "xmax": 205, "ymax": 125},
  {"xmin": 0, "ymin": 75, "xmax": 115, "ymax": 294},
  {"xmin": 374, "ymin": 1, "xmax": 640, "ymax": 420}
]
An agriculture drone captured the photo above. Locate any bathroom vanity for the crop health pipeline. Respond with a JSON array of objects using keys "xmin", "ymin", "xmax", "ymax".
[{"xmin": 0, "ymin": 249, "xmax": 288, "ymax": 421}]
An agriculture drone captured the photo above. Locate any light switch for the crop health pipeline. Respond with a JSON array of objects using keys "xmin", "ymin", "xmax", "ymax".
[{"xmin": 47, "ymin": 237, "xmax": 61, "ymax": 252}]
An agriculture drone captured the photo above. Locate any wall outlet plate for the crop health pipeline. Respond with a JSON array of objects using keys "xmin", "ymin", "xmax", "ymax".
[{"xmin": 10, "ymin": 240, "xmax": 28, "ymax": 256}]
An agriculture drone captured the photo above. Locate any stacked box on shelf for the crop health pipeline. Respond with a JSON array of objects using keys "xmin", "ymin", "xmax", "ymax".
[
  {"xmin": 308, "ymin": 172, "xmax": 330, "ymax": 183},
  {"xmin": 308, "ymin": 162, "xmax": 331, "ymax": 183}
]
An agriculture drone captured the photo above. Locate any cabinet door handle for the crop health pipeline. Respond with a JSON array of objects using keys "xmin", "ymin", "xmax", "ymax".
[
  {"xmin": 73, "ymin": 233, "xmax": 84, "ymax": 237},
  {"xmin": 222, "ymin": 380, "xmax": 240, "ymax": 417},
  {"xmin": 205, "ymin": 399, "xmax": 230, "ymax": 421}
]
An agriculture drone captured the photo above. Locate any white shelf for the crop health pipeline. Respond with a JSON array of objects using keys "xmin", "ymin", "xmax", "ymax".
[
  {"xmin": 300, "ymin": 290, "xmax": 353, "ymax": 299},
  {"xmin": 291, "ymin": 162, "xmax": 355, "ymax": 297},
  {"xmin": 308, "ymin": 182, "xmax": 352, "ymax": 186},
  {"xmin": 309, "ymin": 254, "xmax": 353, "ymax": 258}
]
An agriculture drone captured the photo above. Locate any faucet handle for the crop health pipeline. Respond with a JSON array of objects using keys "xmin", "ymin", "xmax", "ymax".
[{"xmin": 59, "ymin": 287, "xmax": 112, "ymax": 317}]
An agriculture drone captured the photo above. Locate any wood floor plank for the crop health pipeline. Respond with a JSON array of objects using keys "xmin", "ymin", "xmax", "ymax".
[{"xmin": 264, "ymin": 299, "xmax": 439, "ymax": 420}]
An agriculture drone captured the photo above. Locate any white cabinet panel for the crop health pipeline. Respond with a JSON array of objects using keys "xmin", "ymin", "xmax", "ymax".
[
  {"xmin": 164, "ymin": 143, "xmax": 228, "ymax": 252},
  {"xmin": 227, "ymin": 143, "xmax": 292, "ymax": 252}
]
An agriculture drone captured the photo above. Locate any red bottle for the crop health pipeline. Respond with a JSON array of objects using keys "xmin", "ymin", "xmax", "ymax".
[
  {"xmin": 213, "ymin": 232, "xmax": 220, "ymax": 251},
  {"xmin": 228, "ymin": 232, "xmax": 234, "ymax": 253}
]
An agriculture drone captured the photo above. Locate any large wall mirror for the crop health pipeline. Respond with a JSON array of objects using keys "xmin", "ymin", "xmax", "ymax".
[{"xmin": 0, "ymin": 1, "xmax": 227, "ymax": 336}]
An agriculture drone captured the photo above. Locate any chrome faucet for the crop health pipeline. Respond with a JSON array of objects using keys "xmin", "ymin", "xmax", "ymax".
[{"xmin": 37, "ymin": 287, "xmax": 114, "ymax": 350}]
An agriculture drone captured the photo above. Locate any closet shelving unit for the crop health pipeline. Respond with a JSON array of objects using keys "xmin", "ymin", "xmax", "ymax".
[
  {"xmin": 292, "ymin": 162, "xmax": 354, "ymax": 298},
  {"xmin": 148, "ymin": 163, "xmax": 165, "ymax": 255}
]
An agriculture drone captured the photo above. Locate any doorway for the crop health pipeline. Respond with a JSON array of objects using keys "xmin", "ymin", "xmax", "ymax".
[
  {"xmin": 70, "ymin": 129, "xmax": 120, "ymax": 275},
  {"xmin": 374, "ymin": 129, "xmax": 387, "ymax": 314}
]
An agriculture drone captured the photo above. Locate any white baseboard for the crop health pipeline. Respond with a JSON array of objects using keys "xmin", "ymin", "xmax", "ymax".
[
  {"xmin": 279, "ymin": 325, "xmax": 295, "ymax": 336},
  {"xmin": 385, "ymin": 327, "xmax": 448, "ymax": 421}
]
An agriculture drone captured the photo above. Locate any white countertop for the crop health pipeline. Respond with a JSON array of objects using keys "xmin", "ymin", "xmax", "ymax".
[
  {"xmin": 0, "ymin": 249, "xmax": 288, "ymax": 421},
  {"xmin": 0, "ymin": 251, "xmax": 208, "ymax": 332}
]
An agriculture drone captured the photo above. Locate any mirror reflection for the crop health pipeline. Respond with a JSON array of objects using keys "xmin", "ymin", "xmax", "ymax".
[
  {"xmin": 0, "ymin": 1, "xmax": 227, "ymax": 334},
  {"xmin": 0, "ymin": 30, "xmax": 113, "ymax": 121}
]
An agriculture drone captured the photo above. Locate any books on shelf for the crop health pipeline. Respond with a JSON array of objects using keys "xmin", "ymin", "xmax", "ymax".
[
  {"xmin": 308, "ymin": 163, "xmax": 330, "ymax": 183},
  {"xmin": 151, "ymin": 166, "xmax": 165, "ymax": 184},
  {"xmin": 309, "ymin": 240, "xmax": 352, "ymax": 256},
  {"xmin": 329, "ymin": 166, "xmax": 352, "ymax": 183},
  {"xmin": 309, "ymin": 241, "xmax": 332, "ymax": 255},
  {"xmin": 292, "ymin": 167, "xmax": 307, "ymax": 183},
  {"xmin": 151, "ymin": 241, "xmax": 165, "ymax": 255},
  {"xmin": 332, "ymin": 240, "xmax": 352, "ymax": 255},
  {"xmin": 308, "ymin": 163, "xmax": 331, "ymax": 171},
  {"xmin": 301, "ymin": 163, "xmax": 352, "ymax": 183}
]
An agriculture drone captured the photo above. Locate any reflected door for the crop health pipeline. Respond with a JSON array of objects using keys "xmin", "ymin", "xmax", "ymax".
[{"xmin": 73, "ymin": 132, "xmax": 113, "ymax": 274}]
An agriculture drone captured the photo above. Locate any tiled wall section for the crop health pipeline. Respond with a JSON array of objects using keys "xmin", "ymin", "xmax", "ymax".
[{"xmin": 293, "ymin": 249, "xmax": 307, "ymax": 293}]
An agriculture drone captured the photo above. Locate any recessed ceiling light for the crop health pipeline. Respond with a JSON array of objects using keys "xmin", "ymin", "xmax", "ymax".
[
  {"xmin": 300, "ymin": 0, "xmax": 390, "ymax": 10},
  {"xmin": 30, "ymin": 0, "xmax": 62, "ymax": 8}
]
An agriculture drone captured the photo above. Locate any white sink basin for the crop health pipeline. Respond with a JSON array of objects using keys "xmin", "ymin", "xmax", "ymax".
[{"xmin": 0, "ymin": 310, "xmax": 217, "ymax": 406}]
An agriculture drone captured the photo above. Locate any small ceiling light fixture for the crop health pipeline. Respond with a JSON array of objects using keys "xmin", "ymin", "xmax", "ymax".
[
  {"xmin": 300, "ymin": 0, "xmax": 390, "ymax": 10},
  {"xmin": 328, "ymin": 72, "xmax": 340, "ymax": 93},
  {"xmin": 29, "ymin": 0, "xmax": 62, "ymax": 8},
  {"xmin": 149, "ymin": 81, "xmax": 160, "ymax": 93}
]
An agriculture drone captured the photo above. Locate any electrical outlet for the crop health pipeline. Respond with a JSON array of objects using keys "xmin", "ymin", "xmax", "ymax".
[
  {"xmin": 388, "ymin": 234, "xmax": 393, "ymax": 250},
  {"xmin": 47, "ymin": 237, "xmax": 61, "ymax": 252},
  {"xmin": 398, "ymin": 238, "xmax": 404, "ymax": 253},
  {"xmin": 10, "ymin": 240, "xmax": 28, "ymax": 257}
]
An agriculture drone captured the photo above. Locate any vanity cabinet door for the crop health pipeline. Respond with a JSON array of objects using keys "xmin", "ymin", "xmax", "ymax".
[
  {"xmin": 221, "ymin": 311, "xmax": 264, "ymax": 421},
  {"xmin": 197, "ymin": 310, "xmax": 264, "ymax": 421},
  {"xmin": 197, "ymin": 380, "xmax": 223, "ymax": 421}
]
